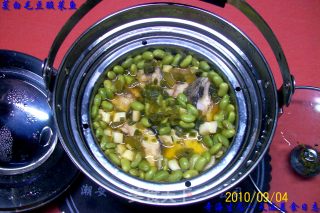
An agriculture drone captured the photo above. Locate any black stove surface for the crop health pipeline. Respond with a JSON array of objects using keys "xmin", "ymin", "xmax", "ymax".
[{"xmin": 59, "ymin": 154, "xmax": 271, "ymax": 213}]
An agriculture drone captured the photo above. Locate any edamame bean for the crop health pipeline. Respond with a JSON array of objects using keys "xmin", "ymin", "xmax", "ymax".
[
  {"xmin": 183, "ymin": 169, "xmax": 198, "ymax": 179},
  {"xmin": 153, "ymin": 49, "xmax": 166, "ymax": 59},
  {"xmin": 218, "ymin": 134, "xmax": 230, "ymax": 147},
  {"xmin": 93, "ymin": 121, "xmax": 100, "ymax": 129},
  {"xmin": 133, "ymin": 55, "xmax": 142, "ymax": 63},
  {"xmin": 98, "ymin": 88, "xmax": 107, "ymax": 99},
  {"xmin": 194, "ymin": 156, "xmax": 207, "ymax": 171},
  {"xmin": 121, "ymin": 158, "xmax": 131, "ymax": 172},
  {"xmin": 162, "ymin": 54, "xmax": 174, "ymax": 65},
  {"xmin": 99, "ymin": 121, "xmax": 108, "ymax": 129},
  {"xmin": 142, "ymin": 51, "xmax": 154, "ymax": 61},
  {"xmin": 179, "ymin": 157, "xmax": 190, "ymax": 170},
  {"xmin": 130, "ymin": 101, "xmax": 145, "ymax": 111},
  {"xmin": 228, "ymin": 111, "xmax": 236, "ymax": 123},
  {"xmin": 226, "ymin": 104, "xmax": 235, "ymax": 112},
  {"xmin": 109, "ymin": 153, "xmax": 121, "ymax": 166},
  {"xmin": 218, "ymin": 83, "xmax": 229, "ymax": 97},
  {"xmin": 101, "ymin": 101, "xmax": 113, "ymax": 111},
  {"xmin": 181, "ymin": 114, "xmax": 196, "ymax": 123},
  {"xmin": 221, "ymin": 129, "xmax": 236, "ymax": 138},
  {"xmin": 162, "ymin": 158, "xmax": 169, "ymax": 171},
  {"xmin": 94, "ymin": 94, "xmax": 102, "ymax": 106},
  {"xmin": 105, "ymin": 88, "xmax": 114, "ymax": 99},
  {"xmin": 213, "ymin": 111, "xmax": 225, "ymax": 121},
  {"xmin": 202, "ymin": 151, "xmax": 211, "ymax": 162},
  {"xmin": 124, "ymin": 75, "xmax": 135, "ymax": 85},
  {"xmin": 208, "ymin": 71, "xmax": 218, "ymax": 79},
  {"xmin": 138, "ymin": 160, "xmax": 150, "ymax": 172},
  {"xmin": 130, "ymin": 152, "xmax": 142, "ymax": 168},
  {"xmin": 171, "ymin": 53, "xmax": 182, "ymax": 66},
  {"xmin": 179, "ymin": 121, "xmax": 195, "ymax": 129},
  {"xmin": 113, "ymin": 65, "xmax": 124, "ymax": 74},
  {"xmin": 91, "ymin": 105, "xmax": 98, "ymax": 118},
  {"xmin": 212, "ymin": 75, "xmax": 223, "ymax": 87},
  {"xmin": 103, "ymin": 80, "xmax": 113, "ymax": 89},
  {"xmin": 177, "ymin": 93, "xmax": 188, "ymax": 103},
  {"xmin": 222, "ymin": 120, "xmax": 234, "ymax": 130},
  {"xmin": 153, "ymin": 170, "xmax": 169, "ymax": 181},
  {"xmin": 201, "ymin": 72, "xmax": 208, "ymax": 77},
  {"xmin": 130, "ymin": 64, "xmax": 138, "ymax": 75},
  {"xmin": 159, "ymin": 126, "xmax": 171, "ymax": 135},
  {"xmin": 189, "ymin": 154, "xmax": 200, "ymax": 169},
  {"xmin": 107, "ymin": 71, "xmax": 116, "ymax": 80},
  {"xmin": 140, "ymin": 117, "xmax": 151, "ymax": 128},
  {"xmin": 121, "ymin": 58, "xmax": 133, "ymax": 69},
  {"xmin": 168, "ymin": 170, "xmax": 183, "ymax": 182},
  {"xmin": 187, "ymin": 104, "xmax": 199, "ymax": 116},
  {"xmin": 145, "ymin": 167, "xmax": 157, "ymax": 180},
  {"xmin": 192, "ymin": 58, "xmax": 199, "ymax": 67},
  {"xmin": 199, "ymin": 61, "xmax": 210, "ymax": 71},
  {"xmin": 139, "ymin": 170, "xmax": 145, "ymax": 179},
  {"xmin": 210, "ymin": 143, "xmax": 222, "ymax": 155},
  {"xmin": 180, "ymin": 55, "xmax": 193, "ymax": 68},
  {"xmin": 129, "ymin": 168, "xmax": 139, "ymax": 177},
  {"xmin": 219, "ymin": 95, "xmax": 230, "ymax": 110},
  {"xmin": 203, "ymin": 135, "xmax": 213, "ymax": 148},
  {"xmin": 137, "ymin": 60, "xmax": 145, "ymax": 69}
]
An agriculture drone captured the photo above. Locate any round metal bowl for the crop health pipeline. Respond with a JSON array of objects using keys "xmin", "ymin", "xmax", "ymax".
[{"xmin": 50, "ymin": 3, "xmax": 282, "ymax": 205}]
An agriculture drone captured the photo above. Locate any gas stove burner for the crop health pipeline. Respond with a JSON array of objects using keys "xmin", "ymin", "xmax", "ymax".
[{"xmin": 59, "ymin": 154, "xmax": 271, "ymax": 213}]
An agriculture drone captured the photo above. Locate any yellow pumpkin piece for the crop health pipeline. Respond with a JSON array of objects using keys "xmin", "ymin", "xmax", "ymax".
[
  {"xmin": 111, "ymin": 93, "xmax": 134, "ymax": 112},
  {"xmin": 163, "ymin": 139, "xmax": 207, "ymax": 159},
  {"xmin": 128, "ymin": 87, "xmax": 141, "ymax": 98},
  {"xmin": 206, "ymin": 104, "xmax": 219, "ymax": 121}
]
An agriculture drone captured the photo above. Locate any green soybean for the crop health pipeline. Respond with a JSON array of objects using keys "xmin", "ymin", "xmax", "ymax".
[
  {"xmin": 181, "ymin": 114, "xmax": 196, "ymax": 123},
  {"xmin": 124, "ymin": 75, "xmax": 135, "ymax": 85},
  {"xmin": 94, "ymin": 94, "xmax": 102, "ymax": 106},
  {"xmin": 103, "ymin": 80, "xmax": 113, "ymax": 89},
  {"xmin": 171, "ymin": 53, "xmax": 182, "ymax": 66},
  {"xmin": 218, "ymin": 83, "xmax": 229, "ymax": 97},
  {"xmin": 153, "ymin": 49, "xmax": 166, "ymax": 59},
  {"xmin": 201, "ymin": 72, "xmax": 208, "ymax": 77},
  {"xmin": 168, "ymin": 170, "xmax": 183, "ymax": 182},
  {"xmin": 179, "ymin": 157, "xmax": 190, "ymax": 170},
  {"xmin": 179, "ymin": 121, "xmax": 195, "ymax": 129},
  {"xmin": 187, "ymin": 104, "xmax": 199, "ymax": 116},
  {"xmin": 213, "ymin": 111, "xmax": 225, "ymax": 121},
  {"xmin": 121, "ymin": 58, "xmax": 133, "ymax": 69},
  {"xmin": 189, "ymin": 154, "xmax": 200, "ymax": 169},
  {"xmin": 130, "ymin": 152, "xmax": 142, "ymax": 168},
  {"xmin": 114, "ymin": 75, "xmax": 125, "ymax": 92},
  {"xmin": 98, "ymin": 88, "xmax": 107, "ymax": 100},
  {"xmin": 183, "ymin": 170, "xmax": 198, "ymax": 179},
  {"xmin": 162, "ymin": 158, "xmax": 169, "ymax": 171},
  {"xmin": 130, "ymin": 101, "xmax": 145, "ymax": 111},
  {"xmin": 222, "ymin": 129, "xmax": 236, "ymax": 138},
  {"xmin": 222, "ymin": 120, "xmax": 234, "ymax": 130},
  {"xmin": 141, "ymin": 117, "xmax": 151, "ymax": 128},
  {"xmin": 180, "ymin": 55, "xmax": 193, "ymax": 68},
  {"xmin": 105, "ymin": 88, "xmax": 114, "ymax": 99},
  {"xmin": 142, "ymin": 51, "xmax": 154, "ymax": 61},
  {"xmin": 159, "ymin": 126, "xmax": 171, "ymax": 135},
  {"xmin": 93, "ymin": 121, "xmax": 100, "ymax": 129},
  {"xmin": 203, "ymin": 135, "xmax": 213, "ymax": 148},
  {"xmin": 162, "ymin": 54, "xmax": 174, "ymax": 65},
  {"xmin": 199, "ymin": 61, "xmax": 210, "ymax": 71},
  {"xmin": 228, "ymin": 111, "xmax": 236, "ymax": 123},
  {"xmin": 101, "ymin": 101, "xmax": 113, "ymax": 111},
  {"xmin": 218, "ymin": 134, "xmax": 230, "ymax": 147},
  {"xmin": 212, "ymin": 75, "xmax": 223, "ymax": 87},
  {"xmin": 194, "ymin": 156, "xmax": 207, "ymax": 171},
  {"xmin": 130, "ymin": 64, "xmax": 138, "ymax": 75},
  {"xmin": 138, "ymin": 160, "xmax": 150, "ymax": 172},
  {"xmin": 107, "ymin": 71, "xmax": 116, "ymax": 80},
  {"xmin": 129, "ymin": 168, "xmax": 139, "ymax": 177},
  {"xmin": 121, "ymin": 158, "xmax": 131, "ymax": 172},
  {"xmin": 208, "ymin": 71, "xmax": 218, "ymax": 79},
  {"xmin": 177, "ymin": 93, "xmax": 188, "ymax": 103},
  {"xmin": 91, "ymin": 105, "xmax": 98, "ymax": 118},
  {"xmin": 202, "ymin": 151, "xmax": 211, "ymax": 162},
  {"xmin": 192, "ymin": 58, "xmax": 200, "ymax": 67},
  {"xmin": 139, "ymin": 170, "xmax": 145, "ymax": 179},
  {"xmin": 153, "ymin": 170, "xmax": 169, "ymax": 182},
  {"xmin": 137, "ymin": 60, "xmax": 145, "ymax": 69},
  {"xmin": 210, "ymin": 143, "xmax": 222, "ymax": 155},
  {"xmin": 109, "ymin": 153, "xmax": 121, "ymax": 166},
  {"xmin": 145, "ymin": 167, "xmax": 157, "ymax": 180},
  {"xmin": 219, "ymin": 95, "xmax": 230, "ymax": 110},
  {"xmin": 226, "ymin": 104, "xmax": 235, "ymax": 112},
  {"xmin": 113, "ymin": 65, "xmax": 124, "ymax": 74},
  {"xmin": 133, "ymin": 54, "xmax": 142, "ymax": 63}
]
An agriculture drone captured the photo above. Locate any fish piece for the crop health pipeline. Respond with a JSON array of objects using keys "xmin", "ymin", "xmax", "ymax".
[
  {"xmin": 196, "ymin": 79, "xmax": 212, "ymax": 115},
  {"xmin": 151, "ymin": 67, "xmax": 162, "ymax": 85},
  {"xmin": 184, "ymin": 77, "xmax": 207, "ymax": 105},
  {"xmin": 172, "ymin": 83, "xmax": 189, "ymax": 97},
  {"xmin": 120, "ymin": 123, "xmax": 137, "ymax": 136}
]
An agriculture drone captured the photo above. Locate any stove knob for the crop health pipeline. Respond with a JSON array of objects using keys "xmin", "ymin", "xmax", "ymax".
[{"xmin": 290, "ymin": 145, "xmax": 320, "ymax": 177}]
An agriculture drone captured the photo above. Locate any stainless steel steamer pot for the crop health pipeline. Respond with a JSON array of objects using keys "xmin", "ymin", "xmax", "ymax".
[{"xmin": 42, "ymin": 0, "xmax": 295, "ymax": 205}]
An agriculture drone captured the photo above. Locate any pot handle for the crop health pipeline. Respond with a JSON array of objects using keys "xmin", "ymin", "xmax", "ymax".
[{"xmin": 43, "ymin": 0, "xmax": 295, "ymax": 107}]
